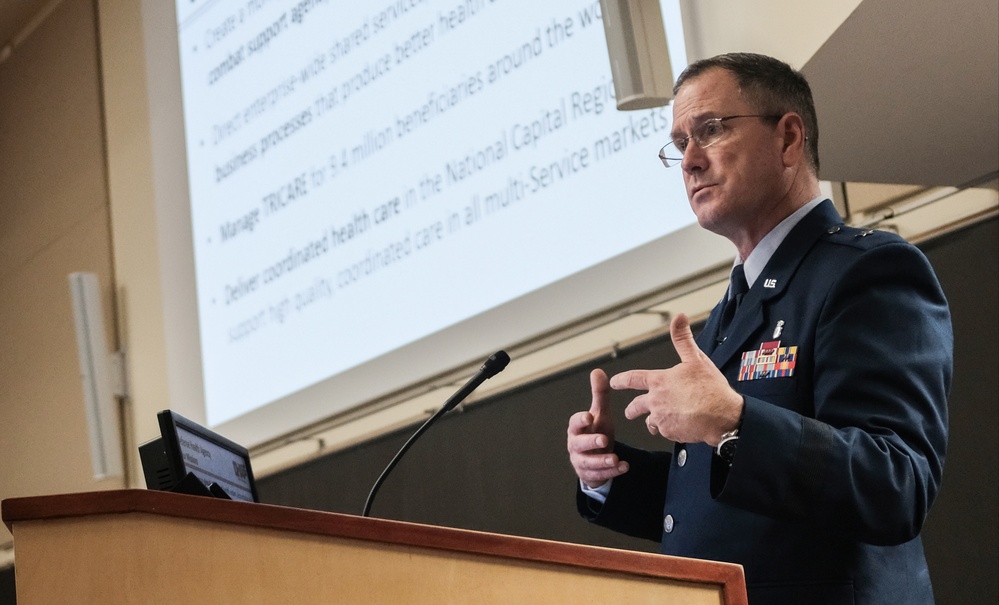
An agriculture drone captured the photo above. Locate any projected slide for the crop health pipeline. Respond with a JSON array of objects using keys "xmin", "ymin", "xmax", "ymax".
[{"xmin": 175, "ymin": 0, "xmax": 691, "ymax": 428}]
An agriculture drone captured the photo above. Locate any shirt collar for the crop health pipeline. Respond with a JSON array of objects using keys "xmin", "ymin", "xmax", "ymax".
[{"xmin": 734, "ymin": 196, "xmax": 826, "ymax": 293}]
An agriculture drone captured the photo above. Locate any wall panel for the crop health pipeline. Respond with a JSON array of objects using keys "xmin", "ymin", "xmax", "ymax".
[{"xmin": 0, "ymin": 0, "xmax": 121, "ymax": 554}]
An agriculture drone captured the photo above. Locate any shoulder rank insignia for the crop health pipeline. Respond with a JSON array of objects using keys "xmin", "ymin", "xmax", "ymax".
[{"xmin": 738, "ymin": 340, "xmax": 797, "ymax": 381}]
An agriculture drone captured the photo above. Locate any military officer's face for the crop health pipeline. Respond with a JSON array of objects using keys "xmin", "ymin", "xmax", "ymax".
[{"xmin": 671, "ymin": 68, "xmax": 789, "ymax": 244}]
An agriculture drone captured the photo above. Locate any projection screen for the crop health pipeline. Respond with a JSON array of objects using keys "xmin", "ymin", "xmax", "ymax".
[{"xmin": 153, "ymin": 0, "xmax": 733, "ymax": 446}]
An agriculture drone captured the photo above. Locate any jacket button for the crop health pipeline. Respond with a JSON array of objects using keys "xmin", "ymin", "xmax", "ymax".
[
  {"xmin": 677, "ymin": 448, "xmax": 687, "ymax": 467},
  {"xmin": 664, "ymin": 514, "xmax": 674, "ymax": 533}
]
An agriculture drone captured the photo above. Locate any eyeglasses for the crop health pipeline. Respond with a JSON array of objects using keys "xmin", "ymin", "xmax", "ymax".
[{"xmin": 659, "ymin": 114, "xmax": 783, "ymax": 168}]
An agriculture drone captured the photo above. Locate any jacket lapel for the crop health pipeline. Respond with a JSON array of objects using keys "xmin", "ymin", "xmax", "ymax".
[{"xmin": 708, "ymin": 200, "xmax": 843, "ymax": 369}]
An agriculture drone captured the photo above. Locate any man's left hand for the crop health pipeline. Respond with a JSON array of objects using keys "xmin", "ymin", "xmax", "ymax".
[{"xmin": 610, "ymin": 313, "xmax": 744, "ymax": 446}]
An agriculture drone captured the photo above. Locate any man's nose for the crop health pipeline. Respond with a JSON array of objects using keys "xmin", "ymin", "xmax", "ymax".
[{"xmin": 680, "ymin": 142, "xmax": 708, "ymax": 173}]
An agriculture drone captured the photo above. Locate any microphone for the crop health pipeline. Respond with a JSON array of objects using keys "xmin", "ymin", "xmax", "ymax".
[{"xmin": 361, "ymin": 351, "xmax": 510, "ymax": 517}]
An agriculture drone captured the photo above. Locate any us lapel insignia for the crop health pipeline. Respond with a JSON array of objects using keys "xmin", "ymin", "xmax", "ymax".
[
  {"xmin": 764, "ymin": 278, "xmax": 777, "ymax": 288},
  {"xmin": 738, "ymin": 340, "xmax": 798, "ymax": 381}
]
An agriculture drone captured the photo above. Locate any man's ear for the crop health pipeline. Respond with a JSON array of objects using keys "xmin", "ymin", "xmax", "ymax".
[{"xmin": 778, "ymin": 112, "xmax": 807, "ymax": 168}]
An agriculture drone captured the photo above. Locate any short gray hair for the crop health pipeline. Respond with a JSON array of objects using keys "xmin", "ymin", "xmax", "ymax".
[{"xmin": 674, "ymin": 53, "xmax": 820, "ymax": 174}]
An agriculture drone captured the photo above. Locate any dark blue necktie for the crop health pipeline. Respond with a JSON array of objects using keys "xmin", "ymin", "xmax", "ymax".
[{"xmin": 717, "ymin": 264, "xmax": 748, "ymax": 342}]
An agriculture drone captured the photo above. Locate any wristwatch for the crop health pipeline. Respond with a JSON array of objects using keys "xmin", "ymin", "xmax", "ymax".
[{"xmin": 716, "ymin": 429, "xmax": 739, "ymax": 465}]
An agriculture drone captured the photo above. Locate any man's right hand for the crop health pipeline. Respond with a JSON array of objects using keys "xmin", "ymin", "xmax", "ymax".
[{"xmin": 567, "ymin": 369, "xmax": 629, "ymax": 488}]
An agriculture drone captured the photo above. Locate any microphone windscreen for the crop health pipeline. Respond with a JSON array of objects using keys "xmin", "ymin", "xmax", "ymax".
[{"xmin": 480, "ymin": 351, "xmax": 511, "ymax": 378}]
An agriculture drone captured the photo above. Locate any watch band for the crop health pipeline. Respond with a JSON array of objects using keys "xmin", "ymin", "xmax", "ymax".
[{"xmin": 716, "ymin": 429, "xmax": 739, "ymax": 464}]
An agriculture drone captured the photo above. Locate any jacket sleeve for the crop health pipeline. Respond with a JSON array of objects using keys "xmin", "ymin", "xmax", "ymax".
[
  {"xmin": 576, "ymin": 442, "xmax": 671, "ymax": 543},
  {"xmin": 713, "ymin": 241, "xmax": 952, "ymax": 546}
]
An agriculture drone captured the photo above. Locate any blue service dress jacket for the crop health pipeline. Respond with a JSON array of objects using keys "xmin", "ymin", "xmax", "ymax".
[{"xmin": 578, "ymin": 200, "xmax": 953, "ymax": 604}]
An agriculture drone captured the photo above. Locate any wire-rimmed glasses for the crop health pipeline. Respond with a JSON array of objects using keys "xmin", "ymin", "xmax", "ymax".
[{"xmin": 659, "ymin": 114, "xmax": 783, "ymax": 168}]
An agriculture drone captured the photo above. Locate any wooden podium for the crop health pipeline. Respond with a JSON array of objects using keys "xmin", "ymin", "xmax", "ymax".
[{"xmin": 3, "ymin": 490, "xmax": 746, "ymax": 604}]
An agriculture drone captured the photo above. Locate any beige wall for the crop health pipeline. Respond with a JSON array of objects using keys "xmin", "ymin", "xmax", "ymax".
[
  {"xmin": 0, "ymin": 0, "xmax": 124, "ymax": 551},
  {"xmin": 679, "ymin": 0, "xmax": 862, "ymax": 66},
  {"xmin": 96, "ymin": 0, "xmax": 195, "ymax": 487}
]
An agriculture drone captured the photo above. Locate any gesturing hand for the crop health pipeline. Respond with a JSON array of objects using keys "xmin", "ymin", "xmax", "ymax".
[
  {"xmin": 611, "ymin": 313, "xmax": 743, "ymax": 447},
  {"xmin": 567, "ymin": 369, "xmax": 629, "ymax": 488}
]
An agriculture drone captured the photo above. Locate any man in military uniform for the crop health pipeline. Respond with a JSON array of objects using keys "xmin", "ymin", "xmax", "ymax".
[{"xmin": 567, "ymin": 53, "xmax": 952, "ymax": 604}]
